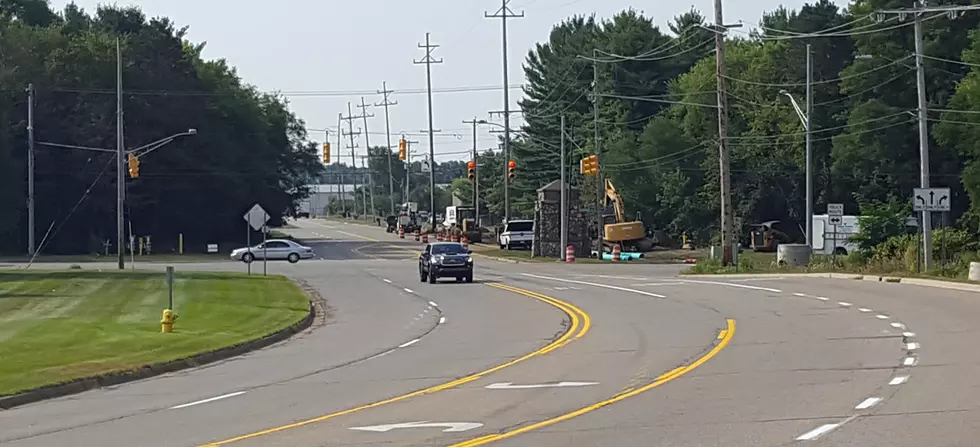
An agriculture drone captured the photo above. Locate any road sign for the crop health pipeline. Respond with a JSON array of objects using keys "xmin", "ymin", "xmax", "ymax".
[
  {"xmin": 243, "ymin": 203, "xmax": 269, "ymax": 231},
  {"xmin": 349, "ymin": 421, "xmax": 483, "ymax": 433},
  {"xmin": 827, "ymin": 203, "xmax": 843, "ymax": 217},
  {"xmin": 420, "ymin": 156, "xmax": 432, "ymax": 173},
  {"xmin": 913, "ymin": 187, "xmax": 951, "ymax": 212},
  {"xmin": 485, "ymin": 381, "xmax": 598, "ymax": 390}
]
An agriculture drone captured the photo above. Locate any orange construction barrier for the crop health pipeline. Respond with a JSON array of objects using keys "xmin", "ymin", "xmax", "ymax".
[
  {"xmin": 566, "ymin": 245, "xmax": 575, "ymax": 263},
  {"xmin": 422, "ymin": 233, "xmax": 429, "ymax": 243},
  {"xmin": 611, "ymin": 244, "xmax": 621, "ymax": 262},
  {"xmin": 461, "ymin": 235, "xmax": 469, "ymax": 249}
]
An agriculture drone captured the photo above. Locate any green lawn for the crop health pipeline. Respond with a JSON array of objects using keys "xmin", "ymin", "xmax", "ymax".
[{"xmin": 0, "ymin": 270, "xmax": 310, "ymax": 396}]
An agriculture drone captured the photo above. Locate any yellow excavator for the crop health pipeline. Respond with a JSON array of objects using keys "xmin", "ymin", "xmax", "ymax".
[{"xmin": 602, "ymin": 179, "xmax": 656, "ymax": 252}]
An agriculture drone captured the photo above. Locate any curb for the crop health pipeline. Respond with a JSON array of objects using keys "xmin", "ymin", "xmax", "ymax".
[
  {"xmin": 688, "ymin": 272, "xmax": 980, "ymax": 293},
  {"xmin": 0, "ymin": 300, "xmax": 316, "ymax": 410}
]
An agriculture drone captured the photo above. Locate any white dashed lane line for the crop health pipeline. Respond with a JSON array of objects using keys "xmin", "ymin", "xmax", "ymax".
[
  {"xmin": 876, "ymin": 314, "xmax": 890, "ymax": 320},
  {"xmin": 429, "ymin": 301, "xmax": 439, "ymax": 308},
  {"xmin": 906, "ymin": 342, "xmax": 920, "ymax": 350},
  {"xmin": 796, "ymin": 424, "xmax": 840, "ymax": 441},
  {"xmin": 170, "ymin": 391, "xmax": 246, "ymax": 410},
  {"xmin": 838, "ymin": 301, "xmax": 853, "ymax": 307},
  {"xmin": 439, "ymin": 316, "xmax": 446, "ymax": 324},
  {"xmin": 399, "ymin": 339, "xmax": 420, "ymax": 348},
  {"xmin": 855, "ymin": 397, "xmax": 882, "ymax": 410},
  {"xmin": 858, "ymin": 308, "xmax": 873, "ymax": 313},
  {"xmin": 904, "ymin": 356, "xmax": 918, "ymax": 366},
  {"xmin": 383, "ymin": 278, "xmax": 392, "ymax": 283},
  {"xmin": 889, "ymin": 376, "xmax": 909, "ymax": 385}
]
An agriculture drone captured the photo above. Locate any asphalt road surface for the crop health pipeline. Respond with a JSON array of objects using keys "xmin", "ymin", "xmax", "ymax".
[{"xmin": 2, "ymin": 218, "xmax": 978, "ymax": 446}]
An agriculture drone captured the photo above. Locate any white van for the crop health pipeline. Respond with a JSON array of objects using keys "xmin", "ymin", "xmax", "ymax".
[{"xmin": 811, "ymin": 214, "xmax": 860, "ymax": 255}]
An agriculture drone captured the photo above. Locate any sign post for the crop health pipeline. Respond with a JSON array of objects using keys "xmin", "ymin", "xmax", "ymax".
[
  {"xmin": 912, "ymin": 187, "xmax": 951, "ymax": 271},
  {"xmin": 243, "ymin": 203, "xmax": 270, "ymax": 276},
  {"xmin": 828, "ymin": 203, "xmax": 843, "ymax": 267},
  {"xmin": 165, "ymin": 266, "xmax": 174, "ymax": 310}
]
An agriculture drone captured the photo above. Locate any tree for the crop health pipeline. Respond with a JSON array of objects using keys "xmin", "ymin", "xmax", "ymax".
[{"xmin": 0, "ymin": 3, "xmax": 322, "ymax": 254}]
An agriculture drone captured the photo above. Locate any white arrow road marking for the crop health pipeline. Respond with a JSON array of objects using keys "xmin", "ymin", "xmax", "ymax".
[
  {"xmin": 485, "ymin": 381, "xmax": 599, "ymax": 390},
  {"xmin": 349, "ymin": 421, "xmax": 483, "ymax": 433}
]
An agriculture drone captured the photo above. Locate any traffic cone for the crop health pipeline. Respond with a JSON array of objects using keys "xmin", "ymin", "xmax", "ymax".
[{"xmin": 566, "ymin": 245, "xmax": 575, "ymax": 263}]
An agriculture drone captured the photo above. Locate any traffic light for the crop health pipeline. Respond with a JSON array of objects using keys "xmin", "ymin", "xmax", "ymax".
[
  {"xmin": 579, "ymin": 154, "xmax": 598, "ymax": 175},
  {"xmin": 322, "ymin": 142, "xmax": 331, "ymax": 164},
  {"xmin": 127, "ymin": 153, "xmax": 140, "ymax": 178},
  {"xmin": 467, "ymin": 160, "xmax": 475, "ymax": 180},
  {"xmin": 398, "ymin": 138, "xmax": 407, "ymax": 161},
  {"xmin": 507, "ymin": 160, "xmax": 516, "ymax": 179}
]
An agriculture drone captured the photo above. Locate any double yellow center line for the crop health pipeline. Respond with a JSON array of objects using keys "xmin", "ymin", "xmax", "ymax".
[
  {"xmin": 449, "ymin": 319, "xmax": 736, "ymax": 447},
  {"xmin": 199, "ymin": 282, "xmax": 590, "ymax": 446}
]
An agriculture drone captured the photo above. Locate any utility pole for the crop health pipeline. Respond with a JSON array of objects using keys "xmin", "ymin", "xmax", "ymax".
[
  {"xmin": 376, "ymin": 82, "xmax": 398, "ymax": 214},
  {"xmin": 913, "ymin": 11, "xmax": 933, "ymax": 271},
  {"xmin": 404, "ymin": 138, "xmax": 419, "ymax": 199},
  {"xmin": 805, "ymin": 43, "xmax": 813, "ymax": 250},
  {"xmin": 592, "ymin": 49, "xmax": 603, "ymax": 255},
  {"xmin": 463, "ymin": 118, "xmax": 480, "ymax": 219},
  {"xmin": 341, "ymin": 102, "xmax": 361, "ymax": 216},
  {"xmin": 870, "ymin": 2, "xmax": 980, "ymax": 269},
  {"xmin": 560, "ymin": 114, "xmax": 568, "ymax": 261},
  {"xmin": 357, "ymin": 97, "xmax": 376, "ymax": 216},
  {"xmin": 336, "ymin": 113, "xmax": 346, "ymax": 215},
  {"xmin": 26, "ymin": 83, "xmax": 35, "ymax": 256},
  {"xmin": 713, "ymin": 0, "xmax": 735, "ymax": 266},
  {"xmin": 360, "ymin": 155, "xmax": 374, "ymax": 217},
  {"xmin": 414, "ymin": 32, "xmax": 442, "ymax": 225},
  {"xmin": 486, "ymin": 0, "xmax": 523, "ymax": 223},
  {"xmin": 116, "ymin": 37, "xmax": 126, "ymax": 270}
]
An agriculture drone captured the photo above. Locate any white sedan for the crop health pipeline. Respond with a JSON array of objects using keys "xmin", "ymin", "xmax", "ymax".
[{"xmin": 230, "ymin": 239, "xmax": 315, "ymax": 264}]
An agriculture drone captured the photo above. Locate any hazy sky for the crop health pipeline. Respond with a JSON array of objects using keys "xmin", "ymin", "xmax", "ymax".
[{"xmin": 52, "ymin": 0, "xmax": 849, "ymax": 163}]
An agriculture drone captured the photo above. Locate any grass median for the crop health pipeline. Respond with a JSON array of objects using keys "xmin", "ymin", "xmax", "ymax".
[{"xmin": 0, "ymin": 270, "xmax": 310, "ymax": 396}]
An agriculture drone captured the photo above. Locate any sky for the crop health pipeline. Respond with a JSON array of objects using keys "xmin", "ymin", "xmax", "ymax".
[{"xmin": 51, "ymin": 0, "xmax": 849, "ymax": 164}]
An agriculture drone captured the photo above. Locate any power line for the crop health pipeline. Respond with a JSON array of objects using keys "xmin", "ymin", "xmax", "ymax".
[
  {"xmin": 722, "ymin": 55, "xmax": 913, "ymax": 88},
  {"xmin": 47, "ymin": 84, "xmax": 523, "ymax": 97}
]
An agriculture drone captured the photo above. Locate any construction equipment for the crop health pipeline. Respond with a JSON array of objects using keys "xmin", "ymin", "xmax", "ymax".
[
  {"xmin": 443, "ymin": 206, "xmax": 482, "ymax": 243},
  {"xmin": 602, "ymin": 180, "xmax": 656, "ymax": 252},
  {"xmin": 749, "ymin": 220, "xmax": 789, "ymax": 252}
]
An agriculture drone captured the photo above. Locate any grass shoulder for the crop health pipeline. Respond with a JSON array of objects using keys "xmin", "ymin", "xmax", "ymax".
[{"xmin": 0, "ymin": 269, "xmax": 310, "ymax": 396}]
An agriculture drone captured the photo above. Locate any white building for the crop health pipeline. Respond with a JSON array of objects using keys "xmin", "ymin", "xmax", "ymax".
[{"xmin": 298, "ymin": 184, "xmax": 357, "ymax": 216}]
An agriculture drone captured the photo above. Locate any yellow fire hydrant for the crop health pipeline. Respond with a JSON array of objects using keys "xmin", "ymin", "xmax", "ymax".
[{"xmin": 161, "ymin": 308, "xmax": 178, "ymax": 333}]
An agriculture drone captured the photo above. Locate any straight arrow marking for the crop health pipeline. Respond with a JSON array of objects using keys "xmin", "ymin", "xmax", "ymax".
[{"xmin": 485, "ymin": 381, "xmax": 599, "ymax": 390}]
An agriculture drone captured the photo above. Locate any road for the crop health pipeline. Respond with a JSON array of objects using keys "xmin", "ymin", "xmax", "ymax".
[{"xmin": 1, "ymin": 218, "xmax": 978, "ymax": 446}]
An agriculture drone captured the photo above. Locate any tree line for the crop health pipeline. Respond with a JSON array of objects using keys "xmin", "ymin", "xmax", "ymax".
[
  {"xmin": 0, "ymin": 0, "xmax": 322, "ymax": 254},
  {"xmin": 455, "ymin": 0, "xmax": 980, "ymax": 253}
]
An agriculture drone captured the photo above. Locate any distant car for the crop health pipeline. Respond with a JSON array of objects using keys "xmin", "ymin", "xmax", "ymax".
[
  {"xmin": 230, "ymin": 239, "xmax": 315, "ymax": 264},
  {"xmin": 419, "ymin": 242, "xmax": 473, "ymax": 284}
]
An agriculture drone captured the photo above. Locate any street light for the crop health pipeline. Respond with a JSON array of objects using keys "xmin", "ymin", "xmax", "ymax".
[{"xmin": 779, "ymin": 89, "xmax": 813, "ymax": 248}]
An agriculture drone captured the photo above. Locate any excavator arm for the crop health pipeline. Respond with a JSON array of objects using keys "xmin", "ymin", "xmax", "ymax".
[{"xmin": 604, "ymin": 179, "xmax": 627, "ymax": 223}]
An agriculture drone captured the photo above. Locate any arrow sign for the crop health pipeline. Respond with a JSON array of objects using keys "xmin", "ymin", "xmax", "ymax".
[
  {"xmin": 349, "ymin": 421, "xmax": 483, "ymax": 433},
  {"xmin": 912, "ymin": 187, "xmax": 951, "ymax": 212},
  {"xmin": 485, "ymin": 381, "xmax": 599, "ymax": 390}
]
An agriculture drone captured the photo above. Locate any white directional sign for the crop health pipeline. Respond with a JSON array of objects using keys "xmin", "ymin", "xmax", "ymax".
[
  {"xmin": 349, "ymin": 421, "xmax": 483, "ymax": 433},
  {"xmin": 827, "ymin": 203, "xmax": 844, "ymax": 225},
  {"xmin": 485, "ymin": 381, "xmax": 598, "ymax": 390},
  {"xmin": 827, "ymin": 203, "xmax": 843, "ymax": 217},
  {"xmin": 913, "ymin": 187, "xmax": 951, "ymax": 212},
  {"xmin": 420, "ymin": 156, "xmax": 432, "ymax": 173},
  {"xmin": 243, "ymin": 203, "xmax": 269, "ymax": 231}
]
